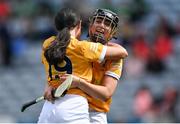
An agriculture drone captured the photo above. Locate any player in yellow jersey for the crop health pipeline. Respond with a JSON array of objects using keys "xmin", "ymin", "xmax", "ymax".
[
  {"xmin": 87, "ymin": 9, "xmax": 124, "ymax": 124},
  {"xmin": 38, "ymin": 8, "xmax": 127, "ymax": 123},
  {"xmin": 61, "ymin": 9, "xmax": 126, "ymax": 124}
]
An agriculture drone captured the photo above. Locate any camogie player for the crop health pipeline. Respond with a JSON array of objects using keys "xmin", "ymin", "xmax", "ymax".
[
  {"xmin": 62, "ymin": 9, "xmax": 125, "ymax": 124},
  {"xmin": 88, "ymin": 9, "xmax": 124, "ymax": 124},
  {"xmin": 38, "ymin": 8, "xmax": 127, "ymax": 123}
]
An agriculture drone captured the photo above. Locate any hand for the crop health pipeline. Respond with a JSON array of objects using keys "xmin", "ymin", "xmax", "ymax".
[
  {"xmin": 60, "ymin": 74, "xmax": 80, "ymax": 88},
  {"xmin": 44, "ymin": 84, "xmax": 56, "ymax": 103}
]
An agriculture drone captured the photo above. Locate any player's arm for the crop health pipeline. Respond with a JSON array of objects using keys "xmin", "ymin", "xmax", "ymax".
[
  {"xmin": 60, "ymin": 74, "xmax": 116, "ymax": 101},
  {"xmin": 105, "ymin": 43, "xmax": 128, "ymax": 60},
  {"xmin": 80, "ymin": 41, "xmax": 128, "ymax": 63},
  {"xmin": 76, "ymin": 59, "xmax": 122, "ymax": 101},
  {"xmin": 77, "ymin": 75, "xmax": 118, "ymax": 101},
  {"xmin": 61, "ymin": 59, "xmax": 122, "ymax": 101}
]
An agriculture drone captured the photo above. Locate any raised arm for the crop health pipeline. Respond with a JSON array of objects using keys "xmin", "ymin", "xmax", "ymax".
[{"xmin": 105, "ymin": 43, "xmax": 128, "ymax": 60}]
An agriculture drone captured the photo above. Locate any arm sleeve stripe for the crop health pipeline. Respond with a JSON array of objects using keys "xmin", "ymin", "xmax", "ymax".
[
  {"xmin": 105, "ymin": 71, "xmax": 120, "ymax": 80},
  {"xmin": 99, "ymin": 46, "xmax": 107, "ymax": 63}
]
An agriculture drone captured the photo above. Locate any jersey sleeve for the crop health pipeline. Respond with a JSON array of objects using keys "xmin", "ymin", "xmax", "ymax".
[
  {"xmin": 105, "ymin": 59, "xmax": 123, "ymax": 80},
  {"xmin": 41, "ymin": 36, "xmax": 56, "ymax": 64},
  {"xmin": 78, "ymin": 41, "xmax": 107, "ymax": 63},
  {"xmin": 41, "ymin": 43, "xmax": 46, "ymax": 64},
  {"xmin": 41, "ymin": 50, "xmax": 46, "ymax": 64}
]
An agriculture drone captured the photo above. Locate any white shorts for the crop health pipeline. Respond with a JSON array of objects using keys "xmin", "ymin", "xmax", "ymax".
[
  {"xmin": 89, "ymin": 110, "xmax": 107, "ymax": 124},
  {"xmin": 38, "ymin": 94, "xmax": 90, "ymax": 124}
]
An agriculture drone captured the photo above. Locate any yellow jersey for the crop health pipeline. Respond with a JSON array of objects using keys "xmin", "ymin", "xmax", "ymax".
[
  {"xmin": 87, "ymin": 59, "xmax": 123, "ymax": 112},
  {"xmin": 42, "ymin": 36, "xmax": 107, "ymax": 98}
]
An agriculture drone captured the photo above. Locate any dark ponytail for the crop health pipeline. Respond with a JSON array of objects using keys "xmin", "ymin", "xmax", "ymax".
[
  {"xmin": 44, "ymin": 28, "xmax": 70, "ymax": 65},
  {"xmin": 44, "ymin": 8, "xmax": 80, "ymax": 65}
]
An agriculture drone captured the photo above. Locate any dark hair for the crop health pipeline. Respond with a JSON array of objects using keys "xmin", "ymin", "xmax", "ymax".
[{"xmin": 44, "ymin": 8, "xmax": 80, "ymax": 65}]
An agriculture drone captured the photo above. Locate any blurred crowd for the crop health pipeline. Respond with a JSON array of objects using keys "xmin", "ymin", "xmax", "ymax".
[
  {"xmin": 130, "ymin": 85, "xmax": 179, "ymax": 123},
  {"xmin": 0, "ymin": 0, "xmax": 180, "ymax": 123}
]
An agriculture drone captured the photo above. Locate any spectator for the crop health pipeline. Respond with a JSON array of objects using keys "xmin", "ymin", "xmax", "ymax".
[
  {"xmin": 130, "ymin": 86, "xmax": 153, "ymax": 122},
  {"xmin": 132, "ymin": 33, "xmax": 150, "ymax": 60},
  {"xmin": 162, "ymin": 87, "xmax": 179, "ymax": 122},
  {"xmin": 0, "ymin": 0, "xmax": 12, "ymax": 66}
]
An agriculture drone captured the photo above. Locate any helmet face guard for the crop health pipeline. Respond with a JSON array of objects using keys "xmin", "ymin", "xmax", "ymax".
[{"xmin": 89, "ymin": 9, "xmax": 119, "ymax": 44}]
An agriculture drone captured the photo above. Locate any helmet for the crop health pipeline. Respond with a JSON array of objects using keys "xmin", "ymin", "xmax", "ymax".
[{"xmin": 89, "ymin": 9, "xmax": 119, "ymax": 44}]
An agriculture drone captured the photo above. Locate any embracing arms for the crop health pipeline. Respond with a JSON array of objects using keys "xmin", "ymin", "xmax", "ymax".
[
  {"xmin": 74, "ymin": 75, "xmax": 118, "ymax": 101},
  {"xmin": 105, "ymin": 42, "xmax": 128, "ymax": 60}
]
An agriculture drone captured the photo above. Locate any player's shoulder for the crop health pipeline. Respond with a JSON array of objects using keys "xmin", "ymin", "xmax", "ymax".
[
  {"xmin": 42, "ymin": 36, "xmax": 56, "ymax": 50},
  {"xmin": 71, "ymin": 37, "xmax": 90, "ymax": 47},
  {"xmin": 79, "ymin": 39, "xmax": 104, "ymax": 48}
]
